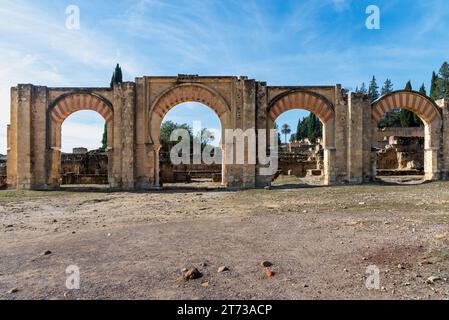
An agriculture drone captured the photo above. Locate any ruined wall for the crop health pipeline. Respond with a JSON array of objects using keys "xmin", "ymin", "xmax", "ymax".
[
  {"xmin": 7, "ymin": 77, "xmax": 449, "ymax": 191},
  {"xmin": 0, "ymin": 154, "xmax": 6, "ymax": 189},
  {"xmin": 377, "ymin": 137, "xmax": 424, "ymax": 174}
]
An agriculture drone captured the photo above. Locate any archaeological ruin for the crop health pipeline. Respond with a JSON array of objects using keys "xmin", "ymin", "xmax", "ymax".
[{"xmin": 5, "ymin": 75, "xmax": 449, "ymax": 190}]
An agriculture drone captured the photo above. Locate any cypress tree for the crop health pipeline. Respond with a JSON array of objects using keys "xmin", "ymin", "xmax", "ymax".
[
  {"xmin": 296, "ymin": 118, "xmax": 302, "ymax": 140},
  {"xmin": 101, "ymin": 123, "xmax": 107, "ymax": 150},
  {"xmin": 115, "ymin": 63, "xmax": 123, "ymax": 83},
  {"xmin": 110, "ymin": 63, "xmax": 123, "ymax": 88},
  {"xmin": 110, "ymin": 72, "xmax": 115, "ymax": 88}
]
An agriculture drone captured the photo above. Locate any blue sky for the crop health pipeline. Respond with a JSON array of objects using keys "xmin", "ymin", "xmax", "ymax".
[{"xmin": 1, "ymin": 0, "xmax": 449, "ymax": 152}]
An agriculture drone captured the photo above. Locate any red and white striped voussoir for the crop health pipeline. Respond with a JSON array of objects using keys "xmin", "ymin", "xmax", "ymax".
[
  {"xmin": 51, "ymin": 94, "xmax": 113, "ymax": 124},
  {"xmin": 372, "ymin": 92, "xmax": 439, "ymax": 124},
  {"xmin": 269, "ymin": 91, "xmax": 334, "ymax": 124},
  {"xmin": 153, "ymin": 85, "xmax": 228, "ymax": 119}
]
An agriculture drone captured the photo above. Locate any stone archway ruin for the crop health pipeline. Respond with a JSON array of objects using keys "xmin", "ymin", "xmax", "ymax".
[
  {"xmin": 47, "ymin": 92, "xmax": 114, "ymax": 187},
  {"xmin": 371, "ymin": 91, "xmax": 443, "ymax": 180},
  {"xmin": 267, "ymin": 90, "xmax": 336, "ymax": 185},
  {"xmin": 6, "ymin": 76, "xmax": 449, "ymax": 190},
  {"xmin": 147, "ymin": 83, "xmax": 231, "ymax": 187}
]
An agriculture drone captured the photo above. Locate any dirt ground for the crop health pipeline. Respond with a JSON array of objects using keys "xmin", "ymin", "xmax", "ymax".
[{"xmin": 1, "ymin": 177, "xmax": 449, "ymax": 300}]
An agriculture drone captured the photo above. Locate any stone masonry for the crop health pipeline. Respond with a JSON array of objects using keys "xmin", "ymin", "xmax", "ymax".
[{"xmin": 6, "ymin": 75, "xmax": 449, "ymax": 190}]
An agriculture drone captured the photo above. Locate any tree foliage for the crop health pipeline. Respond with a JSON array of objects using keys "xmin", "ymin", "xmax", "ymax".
[
  {"xmin": 280, "ymin": 124, "xmax": 291, "ymax": 144},
  {"xmin": 110, "ymin": 63, "xmax": 123, "ymax": 87},
  {"xmin": 381, "ymin": 79, "xmax": 394, "ymax": 96},
  {"xmin": 101, "ymin": 123, "xmax": 107, "ymax": 150},
  {"xmin": 294, "ymin": 113, "xmax": 322, "ymax": 143},
  {"xmin": 368, "ymin": 76, "xmax": 379, "ymax": 102},
  {"xmin": 160, "ymin": 121, "xmax": 193, "ymax": 152}
]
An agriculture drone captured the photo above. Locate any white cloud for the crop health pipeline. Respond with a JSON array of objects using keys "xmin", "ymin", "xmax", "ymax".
[
  {"xmin": 61, "ymin": 122, "xmax": 104, "ymax": 153},
  {"xmin": 331, "ymin": 0, "xmax": 350, "ymax": 12},
  {"xmin": 0, "ymin": 0, "xmax": 140, "ymax": 153}
]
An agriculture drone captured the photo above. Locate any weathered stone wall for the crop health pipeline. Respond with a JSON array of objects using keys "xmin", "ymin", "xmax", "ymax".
[
  {"xmin": 378, "ymin": 127, "xmax": 424, "ymax": 140},
  {"xmin": 0, "ymin": 154, "xmax": 6, "ymax": 189},
  {"xmin": 61, "ymin": 150, "xmax": 108, "ymax": 174},
  {"xmin": 276, "ymin": 143, "xmax": 323, "ymax": 177},
  {"xmin": 6, "ymin": 77, "xmax": 449, "ymax": 190},
  {"xmin": 377, "ymin": 137, "xmax": 424, "ymax": 173}
]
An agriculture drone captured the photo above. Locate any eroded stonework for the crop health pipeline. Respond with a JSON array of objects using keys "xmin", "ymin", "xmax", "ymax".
[{"xmin": 6, "ymin": 75, "xmax": 449, "ymax": 190}]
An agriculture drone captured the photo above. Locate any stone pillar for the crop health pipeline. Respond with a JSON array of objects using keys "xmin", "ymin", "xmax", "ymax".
[
  {"xmin": 6, "ymin": 88, "xmax": 18, "ymax": 188},
  {"xmin": 134, "ymin": 77, "xmax": 153, "ymax": 189},
  {"xmin": 347, "ymin": 93, "xmax": 370, "ymax": 183},
  {"xmin": 423, "ymin": 122, "xmax": 441, "ymax": 181},
  {"xmin": 333, "ymin": 85, "xmax": 348, "ymax": 182},
  {"xmin": 152, "ymin": 143, "xmax": 161, "ymax": 187},
  {"xmin": 111, "ymin": 82, "xmax": 136, "ymax": 190},
  {"xmin": 441, "ymin": 99, "xmax": 449, "ymax": 179},
  {"xmin": 254, "ymin": 81, "xmax": 272, "ymax": 187},
  {"xmin": 30, "ymin": 86, "xmax": 49, "ymax": 188},
  {"xmin": 14, "ymin": 85, "xmax": 32, "ymax": 189},
  {"xmin": 220, "ymin": 144, "xmax": 227, "ymax": 186},
  {"xmin": 226, "ymin": 77, "xmax": 257, "ymax": 190},
  {"xmin": 47, "ymin": 121, "xmax": 61, "ymax": 188}
]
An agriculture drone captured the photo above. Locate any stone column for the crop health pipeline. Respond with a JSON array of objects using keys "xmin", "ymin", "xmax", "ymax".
[
  {"xmin": 347, "ymin": 93, "xmax": 370, "ymax": 183},
  {"xmin": 441, "ymin": 99, "xmax": 449, "ymax": 179},
  {"xmin": 15, "ymin": 85, "xmax": 33, "ymax": 189},
  {"xmin": 6, "ymin": 88, "xmax": 18, "ymax": 189},
  {"xmin": 31, "ymin": 86, "xmax": 49, "ymax": 188},
  {"xmin": 254, "ymin": 81, "xmax": 272, "ymax": 188},
  {"xmin": 333, "ymin": 85, "xmax": 348, "ymax": 183},
  {"xmin": 423, "ymin": 122, "xmax": 441, "ymax": 181},
  {"xmin": 220, "ymin": 144, "xmax": 227, "ymax": 186},
  {"xmin": 111, "ymin": 82, "xmax": 136, "ymax": 190},
  {"xmin": 153, "ymin": 143, "xmax": 161, "ymax": 187},
  {"xmin": 134, "ymin": 77, "xmax": 153, "ymax": 189}
]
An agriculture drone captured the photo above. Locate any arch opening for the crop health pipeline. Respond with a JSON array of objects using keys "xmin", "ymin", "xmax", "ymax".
[
  {"xmin": 59, "ymin": 111, "xmax": 109, "ymax": 187},
  {"xmin": 148, "ymin": 84, "xmax": 230, "ymax": 189},
  {"xmin": 371, "ymin": 91, "xmax": 442, "ymax": 182},
  {"xmin": 157, "ymin": 102, "xmax": 225, "ymax": 189},
  {"xmin": 271, "ymin": 109, "xmax": 326, "ymax": 187},
  {"xmin": 47, "ymin": 93, "xmax": 113, "ymax": 189},
  {"xmin": 268, "ymin": 90, "xmax": 336, "ymax": 186}
]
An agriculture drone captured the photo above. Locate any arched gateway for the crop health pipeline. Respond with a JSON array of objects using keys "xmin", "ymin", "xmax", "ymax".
[
  {"xmin": 6, "ymin": 76, "xmax": 449, "ymax": 190},
  {"xmin": 371, "ymin": 91, "xmax": 443, "ymax": 180}
]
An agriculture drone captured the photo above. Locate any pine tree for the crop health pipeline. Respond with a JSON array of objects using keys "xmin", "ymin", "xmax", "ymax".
[
  {"xmin": 404, "ymin": 80, "xmax": 412, "ymax": 91},
  {"xmin": 400, "ymin": 81, "xmax": 419, "ymax": 127},
  {"xmin": 439, "ymin": 62, "xmax": 449, "ymax": 99},
  {"xmin": 359, "ymin": 82, "xmax": 367, "ymax": 94},
  {"xmin": 368, "ymin": 76, "xmax": 379, "ymax": 101},
  {"xmin": 419, "ymin": 83, "xmax": 427, "ymax": 96},
  {"xmin": 430, "ymin": 71, "xmax": 439, "ymax": 101},
  {"xmin": 381, "ymin": 79, "xmax": 394, "ymax": 96}
]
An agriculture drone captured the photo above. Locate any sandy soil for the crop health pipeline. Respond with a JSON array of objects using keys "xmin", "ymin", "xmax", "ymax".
[{"xmin": 1, "ymin": 178, "xmax": 449, "ymax": 300}]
